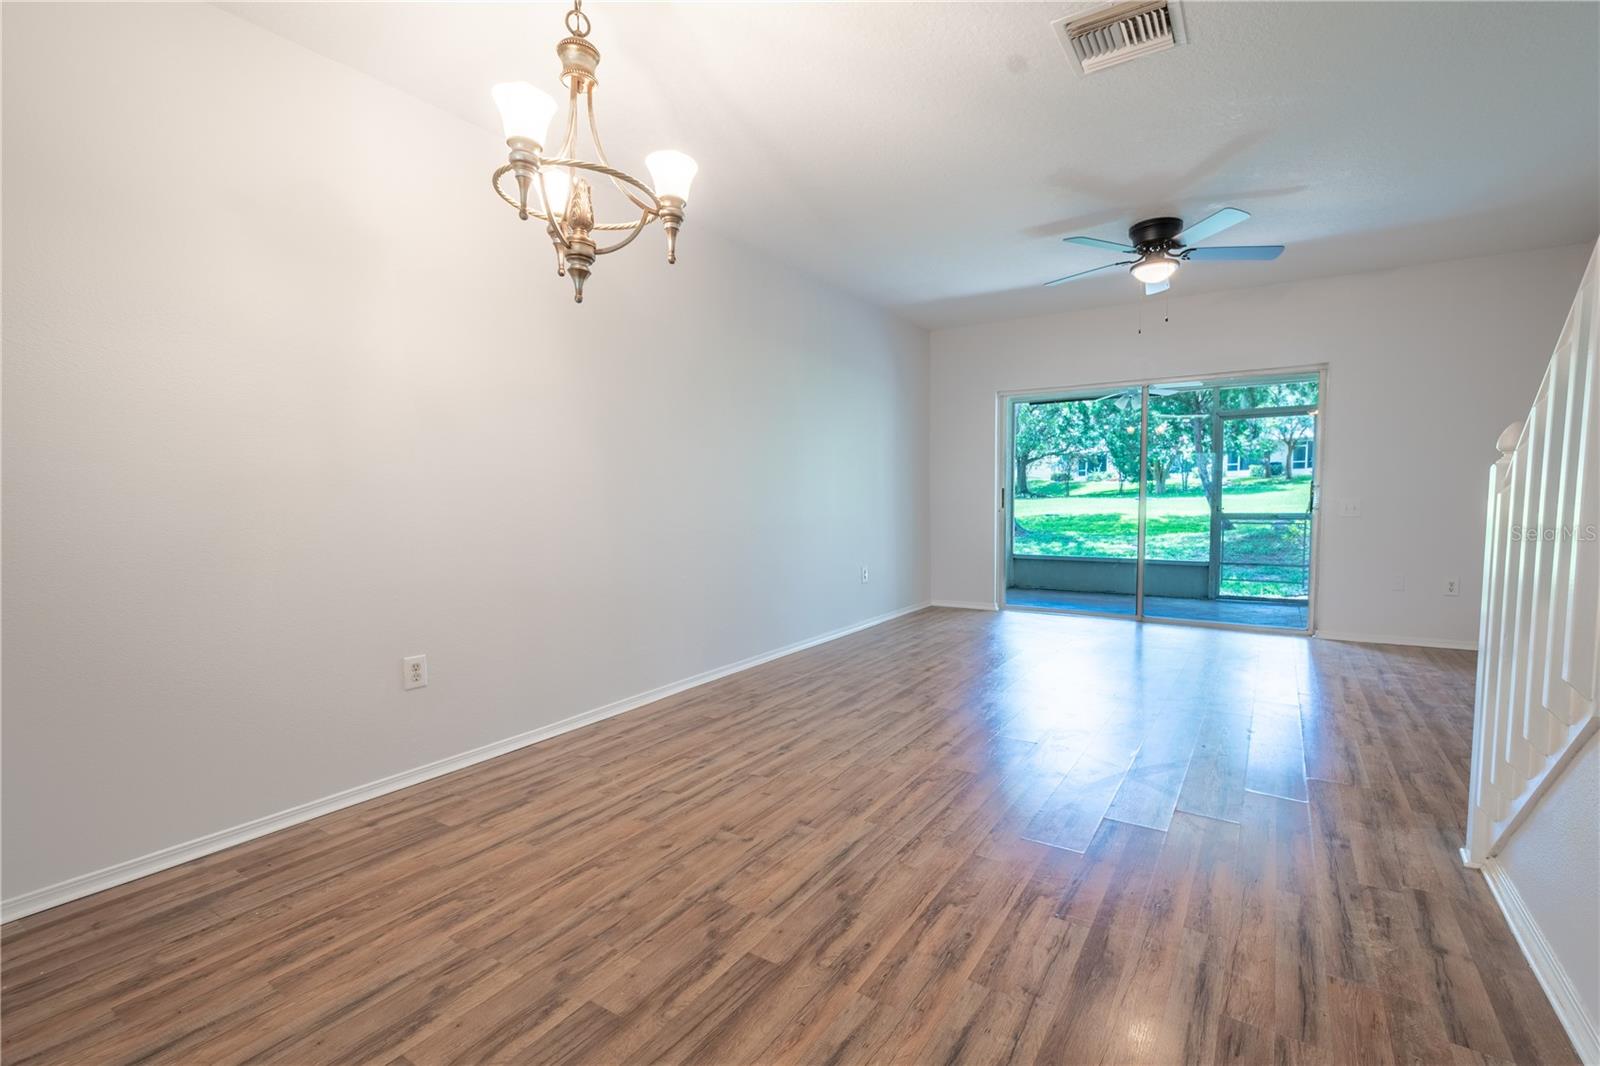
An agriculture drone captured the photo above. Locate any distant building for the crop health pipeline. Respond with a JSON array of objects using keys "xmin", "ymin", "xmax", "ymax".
[{"xmin": 1028, "ymin": 439, "xmax": 1315, "ymax": 486}]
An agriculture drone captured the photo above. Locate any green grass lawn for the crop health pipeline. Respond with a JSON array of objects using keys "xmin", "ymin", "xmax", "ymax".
[{"xmin": 1013, "ymin": 475, "xmax": 1311, "ymax": 598}]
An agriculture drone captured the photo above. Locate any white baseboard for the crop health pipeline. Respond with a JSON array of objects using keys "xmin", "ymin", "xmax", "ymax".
[
  {"xmin": 1, "ymin": 601, "xmax": 932, "ymax": 924},
  {"xmin": 930, "ymin": 599, "xmax": 999, "ymax": 611},
  {"xmin": 1481, "ymin": 858, "xmax": 1600, "ymax": 1066},
  {"xmin": 1314, "ymin": 630, "xmax": 1478, "ymax": 651}
]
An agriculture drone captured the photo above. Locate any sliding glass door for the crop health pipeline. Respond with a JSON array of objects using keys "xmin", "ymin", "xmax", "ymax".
[
  {"xmin": 1006, "ymin": 388, "xmax": 1144, "ymax": 616},
  {"xmin": 1137, "ymin": 381, "xmax": 1218, "ymax": 619},
  {"xmin": 1004, "ymin": 369, "xmax": 1321, "ymax": 633},
  {"xmin": 1140, "ymin": 374, "xmax": 1318, "ymax": 629}
]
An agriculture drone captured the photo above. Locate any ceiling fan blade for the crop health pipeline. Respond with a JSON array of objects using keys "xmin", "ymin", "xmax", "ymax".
[
  {"xmin": 1065, "ymin": 235, "xmax": 1138, "ymax": 254},
  {"xmin": 1176, "ymin": 207, "xmax": 1249, "ymax": 245},
  {"xmin": 1043, "ymin": 261, "xmax": 1133, "ymax": 287},
  {"xmin": 1144, "ymin": 280, "xmax": 1170, "ymax": 296},
  {"xmin": 1183, "ymin": 245, "xmax": 1285, "ymax": 261}
]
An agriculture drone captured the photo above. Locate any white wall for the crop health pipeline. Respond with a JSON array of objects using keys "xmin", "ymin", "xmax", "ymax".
[
  {"xmin": 930, "ymin": 244, "xmax": 1592, "ymax": 644},
  {"xmin": 1495, "ymin": 734, "xmax": 1600, "ymax": 1058},
  {"xmin": 0, "ymin": 3, "xmax": 929, "ymax": 904}
]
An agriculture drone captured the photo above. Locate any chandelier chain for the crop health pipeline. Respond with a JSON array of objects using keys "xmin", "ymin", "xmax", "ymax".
[{"xmin": 565, "ymin": 0, "xmax": 590, "ymax": 39}]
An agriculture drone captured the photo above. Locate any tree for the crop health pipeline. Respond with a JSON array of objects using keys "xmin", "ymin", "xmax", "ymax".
[
  {"xmin": 1263, "ymin": 414, "xmax": 1314, "ymax": 479},
  {"xmin": 1013, "ymin": 402, "xmax": 1059, "ymax": 499},
  {"xmin": 1013, "ymin": 401, "xmax": 1094, "ymax": 498},
  {"xmin": 1223, "ymin": 416, "xmax": 1264, "ymax": 474},
  {"xmin": 1144, "ymin": 417, "xmax": 1187, "ymax": 494},
  {"xmin": 1227, "ymin": 382, "xmax": 1315, "ymax": 480},
  {"xmin": 1094, "ymin": 397, "xmax": 1142, "ymax": 495},
  {"xmin": 1149, "ymin": 390, "xmax": 1218, "ymax": 505}
]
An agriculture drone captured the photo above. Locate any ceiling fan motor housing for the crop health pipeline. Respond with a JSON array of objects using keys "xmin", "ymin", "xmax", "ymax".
[{"xmin": 1129, "ymin": 216, "xmax": 1184, "ymax": 250}]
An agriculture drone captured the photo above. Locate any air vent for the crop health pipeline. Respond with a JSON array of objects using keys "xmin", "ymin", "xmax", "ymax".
[{"xmin": 1052, "ymin": 0, "xmax": 1187, "ymax": 76}]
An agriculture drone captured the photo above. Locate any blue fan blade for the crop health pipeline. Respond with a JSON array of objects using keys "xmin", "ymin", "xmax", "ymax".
[
  {"xmin": 1184, "ymin": 245, "xmax": 1284, "ymax": 261},
  {"xmin": 1043, "ymin": 261, "xmax": 1132, "ymax": 287},
  {"xmin": 1065, "ymin": 235, "xmax": 1138, "ymax": 254},
  {"xmin": 1176, "ymin": 208, "xmax": 1249, "ymax": 245}
]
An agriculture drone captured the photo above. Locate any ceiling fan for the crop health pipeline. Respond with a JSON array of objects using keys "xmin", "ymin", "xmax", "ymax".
[{"xmin": 1045, "ymin": 208, "xmax": 1284, "ymax": 295}]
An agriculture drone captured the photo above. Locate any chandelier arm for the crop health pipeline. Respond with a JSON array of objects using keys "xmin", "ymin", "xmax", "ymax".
[
  {"xmin": 585, "ymin": 86, "xmax": 657, "ymax": 216},
  {"xmin": 491, "ymin": 165, "xmax": 648, "ymax": 230},
  {"xmin": 534, "ymin": 167, "xmax": 571, "ymax": 248},
  {"xmin": 592, "ymin": 210, "xmax": 652, "ymax": 256},
  {"xmin": 551, "ymin": 86, "xmax": 578, "ymax": 241},
  {"xmin": 489, "ymin": 157, "xmax": 659, "ymax": 230},
  {"xmin": 559, "ymin": 81, "xmax": 581, "ymax": 158},
  {"xmin": 540, "ymin": 157, "xmax": 662, "ymax": 216},
  {"xmin": 493, "ymin": 165, "xmax": 554, "ymax": 218},
  {"xmin": 492, "ymin": 164, "xmax": 518, "ymax": 209},
  {"xmin": 583, "ymin": 84, "xmax": 610, "ymax": 166}
]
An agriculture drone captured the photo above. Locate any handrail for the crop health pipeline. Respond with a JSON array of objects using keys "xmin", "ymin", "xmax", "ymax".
[{"xmin": 1462, "ymin": 241, "xmax": 1600, "ymax": 867}]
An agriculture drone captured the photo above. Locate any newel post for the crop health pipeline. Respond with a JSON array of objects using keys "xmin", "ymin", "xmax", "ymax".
[{"xmin": 1462, "ymin": 420, "xmax": 1523, "ymax": 867}]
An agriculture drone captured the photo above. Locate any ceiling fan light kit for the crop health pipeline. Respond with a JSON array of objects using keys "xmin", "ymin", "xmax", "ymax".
[
  {"xmin": 1045, "ymin": 208, "xmax": 1284, "ymax": 296},
  {"xmin": 1130, "ymin": 254, "xmax": 1178, "ymax": 285},
  {"xmin": 490, "ymin": 0, "xmax": 698, "ymax": 303}
]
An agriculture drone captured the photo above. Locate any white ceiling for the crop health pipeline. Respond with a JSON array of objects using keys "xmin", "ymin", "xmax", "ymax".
[{"xmin": 222, "ymin": 1, "xmax": 1600, "ymax": 329}]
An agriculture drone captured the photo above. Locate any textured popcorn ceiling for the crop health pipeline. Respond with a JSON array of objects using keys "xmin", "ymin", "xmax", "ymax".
[{"xmin": 222, "ymin": 1, "xmax": 1600, "ymax": 328}]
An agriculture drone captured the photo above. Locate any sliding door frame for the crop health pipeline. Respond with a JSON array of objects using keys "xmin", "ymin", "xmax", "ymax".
[{"xmin": 995, "ymin": 363, "xmax": 1328, "ymax": 637}]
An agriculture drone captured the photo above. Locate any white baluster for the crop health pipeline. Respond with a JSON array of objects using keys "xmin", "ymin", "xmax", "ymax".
[{"xmin": 1465, "ymin": 241, "xmax": 1600, "ymax": 865}]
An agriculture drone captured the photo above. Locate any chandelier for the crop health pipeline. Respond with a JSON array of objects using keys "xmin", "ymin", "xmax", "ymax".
[{"xmin": 490, "ymin": 0, "xmax": 698, "ymax": 303}]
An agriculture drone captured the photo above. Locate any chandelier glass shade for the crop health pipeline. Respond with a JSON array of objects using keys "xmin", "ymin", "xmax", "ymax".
[{"xmin": 490, "ymin": 0, "xmax": 697, "ymax": 303}]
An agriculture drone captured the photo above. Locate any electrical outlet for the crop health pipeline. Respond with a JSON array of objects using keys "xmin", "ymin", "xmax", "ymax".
[
  {"xmin": 1339, "ymin": 499, "xmax": 1362, "ymax": 517},
  {"xmin": 1391, "ymin": 574, "xmax": 1406, "ymax": 592},
  {"xmin": 860, "ymin": 565, "xmax": 870, "ymax": 584},
  {"xmin": 1444, "ymin": 577, "xmax": 1461, "ymax": 597},
  {"xmin": 402, "ymin": 654, "xmax": 428, "ymax": 690}
]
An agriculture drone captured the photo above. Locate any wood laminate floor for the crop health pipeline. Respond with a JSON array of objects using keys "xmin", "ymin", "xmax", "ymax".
[{"xmin": 0, "ymin": 608, "xmax": 1579, "ymax": 1065}]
